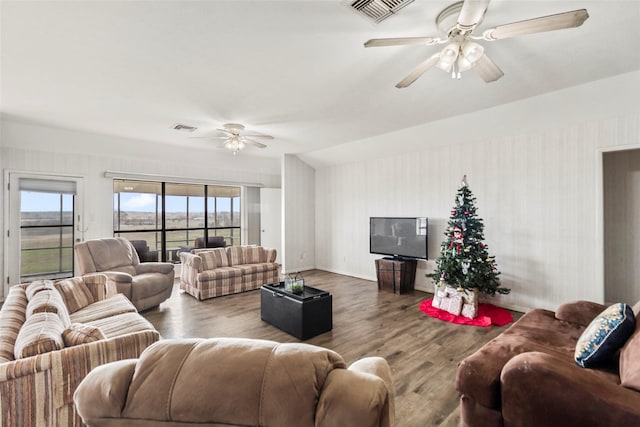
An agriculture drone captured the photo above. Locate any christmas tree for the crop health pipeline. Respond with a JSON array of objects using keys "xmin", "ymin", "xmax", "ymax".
[{"xmin": 432, "ymin": 176, "xmax": 510, "ymax": 296}]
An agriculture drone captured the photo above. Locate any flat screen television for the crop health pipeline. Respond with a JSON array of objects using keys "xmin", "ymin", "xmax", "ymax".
[{"xmin": 369, "ymin": 217, "xmax": 428, "ymax": 260}]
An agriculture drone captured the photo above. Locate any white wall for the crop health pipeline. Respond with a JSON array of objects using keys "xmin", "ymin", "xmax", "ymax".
[
  {"xmin": 0, "ymin": 120, "xmax": 280, "ymax": 298},
  {"xmin": 3, "ymin": 72, "xmax": 640, "ymax": 311},
  {"xmin": 313, "ymin": 71, "xmax": 640, "ymax": 312},
  {"xmin": 282, "ymin": 154, "xmax": 315, "ymax": 274}
]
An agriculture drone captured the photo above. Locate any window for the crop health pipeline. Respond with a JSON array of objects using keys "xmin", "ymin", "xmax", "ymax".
[
  {"xmin": 20, "ymin": 187, "xmax": 75, "ymax": 281},
  {"xmin": 207, "ymin": 185, "xmax": 241, "ymax": 246},
  {"xmin": 113, "ymin": 181, "xmax": 162, "ymax": 261},
  {"xmin": 113, "ymin": 179, "xmax": 241, "ymax": 262}
]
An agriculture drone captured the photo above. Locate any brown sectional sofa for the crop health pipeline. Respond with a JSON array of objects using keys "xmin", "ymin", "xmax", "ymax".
[
  {"xmin": 179, "ymin": 245, "xmax": 280, "ymax": 300},
  {"xmin": 456, "ymin": 300, "xmax": 640, "ymax": 427},
  {"xmin": 0, "ymin": 274, "xmax": 160, "ymax": 427},
  {"xmin": 74, "ymin": 337, "xmax": 395, "ymax": 427}
]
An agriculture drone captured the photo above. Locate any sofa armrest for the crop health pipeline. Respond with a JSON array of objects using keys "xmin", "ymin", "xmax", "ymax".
[
  {"xmin": 101, "ymin": 271, "xmax": 134, "ymax": 283},
  {"xmin": 135, "ymin": 262, "xmax": 174, "ymax": 275},
  {"xmin": 349, "ymin": 357, "xmax": 395, "ymax": 427},
  {"xmin": 555, "ymin": 300, "xmax": 607, "ymax": 326},
  {"xmin": 180, "ymin": 252, "xmax": 202, "ymax": 272},
  {"xmin": 316, "ymin": 359, "xmax": 395, "ymax": 427},
  {"xmin": 501, "ymin": 351, "xmax": 640, "ymax": 427},
  {"xmin": 74, "ymin": 359, "xmax": 137, "ymax": 423}
]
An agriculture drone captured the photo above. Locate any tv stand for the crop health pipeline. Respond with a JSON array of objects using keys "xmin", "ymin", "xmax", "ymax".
[{"xmin": 375, "ymin": 257, "xmax": 417, "ymax": 294}]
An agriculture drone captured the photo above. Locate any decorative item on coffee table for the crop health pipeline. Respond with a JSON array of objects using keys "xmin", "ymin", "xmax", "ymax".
[
  {"xmin": 284, "ymin": 272, "xmax": 304, "ymax": 294},
  {"xmin": 430, "ymin": 175, "xmax": 510, "ymax": 319}
]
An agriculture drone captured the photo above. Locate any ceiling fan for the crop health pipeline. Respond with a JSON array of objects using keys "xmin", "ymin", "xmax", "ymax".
[
  {"xmin": 192, "ymin": 123, "xmax": 274, "ymax": 155},
  {"xmin": 364, "ymin": 0, "xmax": 589, "ymax": 87}
]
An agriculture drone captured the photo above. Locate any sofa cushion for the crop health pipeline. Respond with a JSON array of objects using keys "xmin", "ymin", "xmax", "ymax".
[
  {"xmin": 121, "ymin": 339, "xmax": 346, "ymax": 425},
  {"xmin": 25, "ymin": 279, "xmax": 56, "ymax": 300},
  {"xmin": 228, "ymin": 246, "xmax": 264, "ymax": 265},
  {"xmin": 86, "ymin": 237, "xmax": 136, "ymax": 271},
  {"xmin": 620, "ymin": 309, "xmax": 640, "ymax": 392},
  {"xmin": 131, "ymin": 273, "xmax": 172, "ymax": 300},
  {"xmin": 574, "ymin": 303, "xmax": 636, "ymax": 368},
  {"xmin": 14, "ymin": 312, "xmax": 66, "ymax": 359},
  {"xmin": 55, "ymin": 277, "xmax": 95, "ymax": 313},
  {"xmin": 70, "ymin": 294, "xmax": 137, "ymax": 324},
  {"xmin": 86, "ymin": 312, "xmax": 157, "ymax": 338},
  {"xmin": 243, "ymin": 246, "xmax": 265, "ymax": 263},
  {"xmin": 233, "ymin": 263, "xmax": 276, "ymax": 275},
  {"xmin": 265, "ymin": 248, "xmax": 277, "ymax": 263},
  {"xmin": 0, "ymin": 286, "xmax": 28, "ymax": 363},
  {"xmin": 199, "ymin": 248, "xmax": 230, "ymax": 270},
  {"xmin": 198, "ymin": 266, "xmax": 244, "ymax": 282},
  {"xmin": 26, "ymin": 289, "xmax": 72, "ymax": 327},
  {"xmin": 63, "ymin": 323, "xmax": 107, "ymax": 347}
]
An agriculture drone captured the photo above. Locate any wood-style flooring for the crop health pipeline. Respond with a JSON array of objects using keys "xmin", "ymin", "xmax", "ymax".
[{"xmin": 142, "ymin": 270, "xmax": 521, "ymax": 427}]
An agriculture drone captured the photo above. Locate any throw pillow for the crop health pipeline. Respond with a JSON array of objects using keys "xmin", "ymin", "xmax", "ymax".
[
  {"xmin": 62, "ymin": 323, "xmax": 106, "ymax": 347},
  {"xmin": 14, "ymin": 312, "xmax": 65, "ymax": 359},
  {"xmin": 54, "ymin": 277, "xmax": 95, "ymax": 313},
  {"xmin": 26, "ymin": 289, "xmax": 72, "ymax": 327},
  {"xmin": 0, "ymin": 287, "xmax": 28, "ymax": 363},
  {"xmin": 25, "ymin": 280, "xmax": 56, "ymax": 300},
  {"xmin": 575, "ymin": 302, "xmax": 636, "ymax": 368}
]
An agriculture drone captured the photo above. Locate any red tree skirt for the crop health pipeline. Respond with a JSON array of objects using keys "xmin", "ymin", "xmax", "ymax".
[{"xmin": 419, "ymin": 298, "xmax": 513, "ymax": 327}]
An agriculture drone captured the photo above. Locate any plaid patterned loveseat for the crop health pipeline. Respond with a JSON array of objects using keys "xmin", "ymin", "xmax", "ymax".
[
  {"xmin": 179, "ymin": 246, "xmax": 280, "ymax": 300},
  {"xmin": 0, "ymin": 274, "xmax": 160, "ymax": 426}
]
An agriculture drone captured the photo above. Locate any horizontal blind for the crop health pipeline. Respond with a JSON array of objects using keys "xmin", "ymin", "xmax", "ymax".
[{"xmin": 19, "ymin": 178, "xmax": 77, "ymax": 194}]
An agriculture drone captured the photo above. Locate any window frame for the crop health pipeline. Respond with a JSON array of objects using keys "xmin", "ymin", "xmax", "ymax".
[{"xmin": 113, "ymin": 179, "xmax": 242, "ymax": 262}]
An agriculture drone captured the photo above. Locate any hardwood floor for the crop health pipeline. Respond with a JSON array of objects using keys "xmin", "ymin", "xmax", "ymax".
[{"xmin": 142, "ymin": 270, "xmax": 521, "ymax": 427}]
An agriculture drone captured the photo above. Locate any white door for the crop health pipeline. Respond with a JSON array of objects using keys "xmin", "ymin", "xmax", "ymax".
[
  {"xmin": 4, "ymin": 172, "xmax": 84, "ymax": 296},
  {"xmin": 260, "ymin": 188, "xmax": 282, "ymax": 264}
]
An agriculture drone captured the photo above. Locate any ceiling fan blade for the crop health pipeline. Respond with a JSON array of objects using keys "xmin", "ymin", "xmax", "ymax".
[
  {"xmin": 395, "ymin": 53, "xmax": 441, "ymax": 88},
  {"xmin": 244, "ymin": 138, "xmax": 267, "ymax": 148},
  {"xmin": 481, "ymin": 9, "xmax": 589, "ymax": 41},
  {"xmin": 473, "ymin": 54, "xmax": 504, "ymax": 83},
  {"xmin": 457, "ymin": 0, "xmax": 491, "ymax": 29},
  {"xmin": 364, "ymin": 37, "xmax": 441, "ymax": 48},
  {"xmin": 242, "ymin": 133, "xmax": 274, "ymax": 140}
]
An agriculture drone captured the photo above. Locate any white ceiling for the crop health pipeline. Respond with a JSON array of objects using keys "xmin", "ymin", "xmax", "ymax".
[{"xmin": 2, "ymin": 1, "xmax": 639, "ymax": 160}]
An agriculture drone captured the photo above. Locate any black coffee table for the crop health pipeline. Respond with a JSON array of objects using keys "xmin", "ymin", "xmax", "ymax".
[{"xmin": 260, "ymin": 282, "xmax": 332, "ymax": 340}]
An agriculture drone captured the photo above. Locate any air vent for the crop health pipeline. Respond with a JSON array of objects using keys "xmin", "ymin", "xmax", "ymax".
[
  {"xmin": 172, "ymin": 123, "xmax": 197, "ymax": 132},
  {"xmin": 349, "ymin": 0, "xmax": 414, "ymax": 23}
]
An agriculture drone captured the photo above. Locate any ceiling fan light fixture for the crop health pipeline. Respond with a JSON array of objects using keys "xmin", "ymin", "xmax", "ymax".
[
  {"xmin": 224, "ymin": 136, "xmax": 245, "ymax": 155},
  {"xmin": 456, "ymin": 55, "xmax": 475, "ymax": 72},
  {"xmin": 462, "ymin": 41, "xmax": 484, "ymax": 63},
  {"xmin": 436, "ymin": 42, "xmax": 459, "ymax": 71}
]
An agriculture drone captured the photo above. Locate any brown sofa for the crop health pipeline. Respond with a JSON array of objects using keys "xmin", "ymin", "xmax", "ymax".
[
  {"xmin": 75, "ymin": 237, "xmax": 175, "ymax": 311},
  {"xmin": 456, "ymin": 300, "xmax": 640, "ymax": 427},
  {"xmin": 0, "ymin": 274, "xmax": 159, "ymax": 427},
  {"xmin": 179, "ymin": 245, "xmax": 279, "ymax": 300},
  {"xmin": 74, "ymin": 338, "xmax": 395, "ymax": 427}
]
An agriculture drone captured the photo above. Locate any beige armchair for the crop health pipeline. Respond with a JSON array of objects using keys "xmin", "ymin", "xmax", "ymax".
[
  {"xmin": 74, "ymin": 338, "xmax": 395, "ymax": 427},
  {"xmin": 75, "ymin": 237, "xmax": 174, "ymax": 311}
]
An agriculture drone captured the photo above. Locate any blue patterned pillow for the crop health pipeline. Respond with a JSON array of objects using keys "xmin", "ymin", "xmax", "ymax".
[{"xmin": 575, "ymin": 303, "xmax": 636, "ymax": 368}]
